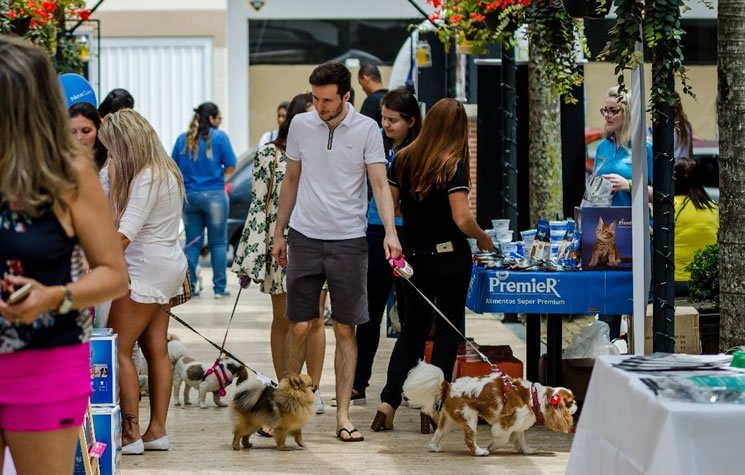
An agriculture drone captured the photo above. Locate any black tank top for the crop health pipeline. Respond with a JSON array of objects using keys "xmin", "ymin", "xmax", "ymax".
[{"xmin": 0, "ymin": 200, "xmax": 89, "ymax": 353}]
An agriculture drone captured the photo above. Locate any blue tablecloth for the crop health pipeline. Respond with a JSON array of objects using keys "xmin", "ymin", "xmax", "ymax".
[{"xmin": 466, "ymin": 266, "xmax": 633, "ymax": 315}]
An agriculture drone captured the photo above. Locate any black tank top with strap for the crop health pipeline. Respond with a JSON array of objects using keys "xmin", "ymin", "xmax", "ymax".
[{"xmin": 0, "ymin": 199, "xmax": 89, "ymax": 353}]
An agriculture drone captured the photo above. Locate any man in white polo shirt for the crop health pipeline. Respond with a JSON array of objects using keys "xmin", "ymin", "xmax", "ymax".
[{"xmin": 273, "ymin": 62, "xmax": 401, "ymax": 443}]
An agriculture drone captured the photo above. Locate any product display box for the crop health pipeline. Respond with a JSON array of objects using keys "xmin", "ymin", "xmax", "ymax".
[
  {"xmin": 92, "ymin": 405, "xmax": 122, "ymax": 475},
  {"xmin": 579, "ymin": 206, "xmax": 633, "ymax": 271},
  {"xmin": 90, "ymin": 329, "xmax": 118, "ymax": 406},
  {"xmin": 644, "ymin": 305, "xmax": 701, "ymax": 354},
  {"xmin": 453, "ymin": 345, "xmax": 524, "ymax": 380}
]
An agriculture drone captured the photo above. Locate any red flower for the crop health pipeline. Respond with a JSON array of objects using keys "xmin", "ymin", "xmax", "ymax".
[
  {"xmin": 470, "ymin": 12, "xmax": 486, "ymax": 22},
  {"xmin": 549, "ymin": 394, "xmax": 562, "ymax": 406},
  {"xmin": 42, "ymin": 1, "xmax": 57, "ymax": 13},
  {"xmin": 77, "ymin": 9, "xmax": 90, "ymax": 21},
  {"xmin": 5, "ymin": 10, "xmax": 18, "ymax": 20},
  {"xmin": 449, "ymin": 13, "xmax": 463, "ymax": 23}
]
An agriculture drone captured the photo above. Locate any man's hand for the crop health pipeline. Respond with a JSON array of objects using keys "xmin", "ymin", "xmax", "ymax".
[
  {"xmin": 383, "ymin": 231, "xmax": 402, "ymax": 261},
  {"xmin": 272, "ymin": 235, "xmax": 288, "ymax": 268}
]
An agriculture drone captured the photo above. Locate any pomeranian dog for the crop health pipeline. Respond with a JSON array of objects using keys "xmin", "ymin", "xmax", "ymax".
[
  {"xmin": 173, "ymin": 356, "xmax": 249, "ymax": 408},
  {"xmin": 230, "ymin": 373, "xmax": 315, "ymax": 451},
  {"xmin": 403, "ymin": 361, "xmax": 576, "ymax": 456}
]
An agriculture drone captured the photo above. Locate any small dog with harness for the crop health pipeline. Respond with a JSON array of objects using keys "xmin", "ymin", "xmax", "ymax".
[{"xmin": 173, "ymin": 356, "xmax": 249, "ymax": 408}]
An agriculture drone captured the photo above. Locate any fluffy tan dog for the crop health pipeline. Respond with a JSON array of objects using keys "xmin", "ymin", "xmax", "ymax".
[{"xmin": 230, "ymin": 373, "xmax": 315, "ymax": 451}]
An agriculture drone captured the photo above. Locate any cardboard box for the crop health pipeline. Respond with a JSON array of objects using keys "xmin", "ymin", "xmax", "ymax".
[
  {"xmin": 644, "ymin": 305, "xmax": 700, "ymax": 354},
  {"xmin": 538, "ymin": 355, "xmax": 595, "ymax": 401},
  {"xmin": 454, "ymin": 345, "xmax": 523, "ymax": 380},
  {"xmin": 90, "ymin": 331, "xmax": 118, "ymax": 406},
  {"xmin": 579, "ymin": 206, "xmax": 632, "ymax": 271},
  {"xmin": 92, "ymin": 405, "xmax": 122, "ymax": 475}
]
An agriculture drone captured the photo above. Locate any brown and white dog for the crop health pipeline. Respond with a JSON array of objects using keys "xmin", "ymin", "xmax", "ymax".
[
  {"xmin": 172, "ymin": 356, "xmax": 249, "ymax": 409},
  {"xmin": 230, "ymin": 373, "xmax": 315, "ymax": 451},
  {"xmin": 403, "ymin": 361, "xmax": 576, "ymax": 456}
]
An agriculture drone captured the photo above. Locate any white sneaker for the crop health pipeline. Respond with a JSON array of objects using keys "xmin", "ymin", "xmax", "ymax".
[{"xmin": 314, "ymin": 389, "xmax": 325, "ymax": 415}]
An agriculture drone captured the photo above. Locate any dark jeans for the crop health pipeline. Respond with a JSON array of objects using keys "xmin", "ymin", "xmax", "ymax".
[
  {"xmin": 354, "ymin": 225, "xmax": 405, "ymax": 393},
  {"xmin": 183, "ymin": 189, "xmax": 229, "ymax": 294},
  {"xmin": 380, "ymin": 244, "xmax": 471, "ymax": 409}
]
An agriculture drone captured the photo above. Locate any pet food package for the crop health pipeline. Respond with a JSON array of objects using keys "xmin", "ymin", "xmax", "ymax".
[
  {"xmin": 580, "ymin": 207, "xmax": 632, "ymax": 270},
  {"xmin": 92, "ymin": 405, "xmax": 121, "ymax": 475},
  {"xmin": 90, "ymin": 330, "xmax": 118, "ymax": 406},
  {"xmin": 556, "ymin": 219, "xmax": 576, "ymax": 261},
  {"xmin": 529, "ymin": 219, "xmax": 551, "ymax": 261},
  {"xmin": 581, "ymin": 175, "xmax": 614, "ymax": 207}
]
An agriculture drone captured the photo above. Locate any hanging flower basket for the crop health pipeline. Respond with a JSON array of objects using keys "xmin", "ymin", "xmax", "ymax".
[
  {"xmin": 456, "ymin": 40, "xmax": 474, "ymax": 55},
  {"xmin": 561, "ymin": 0, "xmax": 609, "ymax": 19}
]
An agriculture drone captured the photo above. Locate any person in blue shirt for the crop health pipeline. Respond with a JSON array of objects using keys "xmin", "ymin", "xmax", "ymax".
[
  {"xmin": 172, "ymin": 102, "xmax": 237, "ymax": 298},
  {"xmin": 593, "ymin": 86, "xmax": 653, "ymax": 206},
  {"xmin": 592, "ymin": 86, "xmax": 653, "ymax": 340}
]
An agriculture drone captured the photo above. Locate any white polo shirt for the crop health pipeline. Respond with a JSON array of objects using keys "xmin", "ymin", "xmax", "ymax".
[{"xmin": 286, "ymin": 103, "xmax": 385, "ymax": 240}]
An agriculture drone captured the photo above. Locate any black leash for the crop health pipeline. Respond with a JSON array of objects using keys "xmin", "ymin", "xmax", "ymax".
[{"xmin": 161, "ymin": 293, "xmax": 277, "ymax": 387}]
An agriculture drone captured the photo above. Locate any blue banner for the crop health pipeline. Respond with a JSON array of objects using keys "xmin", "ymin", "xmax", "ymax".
[{"xmin": 467, "ymin": 266, "xmax": 633, "ymax": 315}]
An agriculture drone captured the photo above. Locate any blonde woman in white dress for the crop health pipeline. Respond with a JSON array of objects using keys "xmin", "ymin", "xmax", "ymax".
[{"xmin": 99, "ymin": 109, "xmax": 187, "ymax": 455}]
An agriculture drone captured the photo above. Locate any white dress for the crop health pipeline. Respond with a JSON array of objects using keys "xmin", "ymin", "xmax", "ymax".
[{"xmin": 118, "ymin": 169, "xmax": 187, "ymax": 304}]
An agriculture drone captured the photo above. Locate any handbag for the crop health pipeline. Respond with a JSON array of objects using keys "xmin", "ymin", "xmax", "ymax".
[{"xmin": 169, "ymin": 270, "xmax": 192, "ymax": 308}]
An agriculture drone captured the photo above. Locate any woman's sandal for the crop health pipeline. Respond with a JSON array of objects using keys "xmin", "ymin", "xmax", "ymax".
[
  {"xmin": 420, "ymin": 411, "xmax": 438, "ymax": 434},
  {"xmin": 370, "ymin": 404, "xmax": 395, "ymax": 432}
]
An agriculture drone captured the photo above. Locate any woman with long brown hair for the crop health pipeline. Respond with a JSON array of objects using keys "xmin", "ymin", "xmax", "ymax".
[
  {"xmin": 0, "ymin": 36, "xmax": 128, "ymax": 474},
  {"xmin": 99, "ymin": 109, "xmax": 187, "ymax": 455},
  {"xmin": 371, "ymin": 98, "xmax": 493, "ymax": 432}
]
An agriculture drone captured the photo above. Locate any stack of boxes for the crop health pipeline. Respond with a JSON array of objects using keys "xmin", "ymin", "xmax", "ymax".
[{"xmin": 75, "ymin": 328, "xmax": 122, "ymax": 475}]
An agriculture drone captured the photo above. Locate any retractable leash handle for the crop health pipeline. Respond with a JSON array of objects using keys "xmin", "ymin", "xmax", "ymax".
[{"xmin": 389, "ymin": 255, "xmax": 413, "ymax": 279}]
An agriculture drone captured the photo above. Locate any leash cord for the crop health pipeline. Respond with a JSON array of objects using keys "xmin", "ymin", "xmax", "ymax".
[
  {"xmin": 161, "ymin": 305, "xmax": 277, "ymax": 387},
  {"xmin": 399, "ymin": 276, "xmax": 502, "ymax": 374},
  {"xmin": 217, "ymin": 286, "xmax": 242, "ymax": 359}
]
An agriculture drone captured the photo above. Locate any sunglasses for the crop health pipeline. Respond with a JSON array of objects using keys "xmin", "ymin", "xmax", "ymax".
[{"xmin": 600, "ymin": 107, "xmax": 623, "ymax": 117}]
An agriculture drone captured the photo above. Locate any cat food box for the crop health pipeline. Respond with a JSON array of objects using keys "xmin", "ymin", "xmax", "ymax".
[
  {"xmin": 90, "ymin": 330, "xmax": 118, "ymax": 406},
  {"xmin": 580, "ymin": 207, "xmax": 632, "ymax": 270},
  {"xmin": 73, "ymin": 406, "xmax": 122, "ymax": 475}
]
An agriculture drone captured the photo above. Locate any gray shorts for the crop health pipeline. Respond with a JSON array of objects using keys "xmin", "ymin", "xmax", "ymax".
[{"xmin": 286, "ymin": 228, "xmax": 368, "ymax": 326}]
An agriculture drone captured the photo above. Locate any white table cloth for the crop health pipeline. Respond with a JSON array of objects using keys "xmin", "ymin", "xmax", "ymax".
[{"xmin": 567, "ymin": 355, "xmax": 745, "ymax": 475}]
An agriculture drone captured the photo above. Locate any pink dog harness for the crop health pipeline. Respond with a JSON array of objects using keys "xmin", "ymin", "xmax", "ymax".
[{"xmin": 203, "ymin": 361, "xmax": 233, "ymax": 397}]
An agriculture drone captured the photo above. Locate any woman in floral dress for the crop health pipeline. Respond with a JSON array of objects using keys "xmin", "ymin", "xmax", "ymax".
[{"xmin": 232, "ymin": 93, "xmax": 319, "ymax": 383}]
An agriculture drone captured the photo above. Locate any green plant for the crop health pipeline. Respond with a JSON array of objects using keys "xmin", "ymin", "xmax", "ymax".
[
  {"xmin": 600, "ymin": 0, "xmax": 694, "ymax": 113},
  {"xmin": 0, "ymin": 0, "xmax": 90, "ymax": 74},
  {"xmin": 687, "ymin": 242, "xmax": 719, "ymax": 305},
  {"xmin": 524, "ymin": 1, "xmax": 588, "ymax": 103},
  {"xmin": 424, "ymin": 0, "xmax": 531, "ymax": 55}
]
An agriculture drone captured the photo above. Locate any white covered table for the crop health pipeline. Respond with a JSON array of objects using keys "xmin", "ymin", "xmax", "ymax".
[{"xmin": 567, "ymin": 355, "xmax": 745, "ymax": 475}]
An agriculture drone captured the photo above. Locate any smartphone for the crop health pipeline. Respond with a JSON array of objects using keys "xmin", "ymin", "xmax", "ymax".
[{"xmin": 7, "ymin": 283, "xmax": 32, "ymax": 305}]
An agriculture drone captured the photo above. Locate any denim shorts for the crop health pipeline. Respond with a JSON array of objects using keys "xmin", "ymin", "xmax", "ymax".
[{"xmin": 286, "ymin": 228, "xmax": 368, "ymax": 326}]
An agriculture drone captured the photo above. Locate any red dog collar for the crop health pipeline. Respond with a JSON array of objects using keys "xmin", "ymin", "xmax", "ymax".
[{"xmin": 530, "ymin": 384, "xmax": 544, "ymax": 425}]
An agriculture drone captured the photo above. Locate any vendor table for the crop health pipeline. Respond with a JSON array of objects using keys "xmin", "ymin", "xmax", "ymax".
[
  {"xmin": 466, "ymin": 266, "xmax": 633, "ymax": 385},
  {"xmin": 567, "ymin": 355, "xmax": 745, "ymax": 475}
]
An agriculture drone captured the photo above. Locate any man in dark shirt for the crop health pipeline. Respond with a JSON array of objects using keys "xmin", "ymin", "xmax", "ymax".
[{"xmin": 358, "ymin": 63, "xmax": 388, "ymax": 127}]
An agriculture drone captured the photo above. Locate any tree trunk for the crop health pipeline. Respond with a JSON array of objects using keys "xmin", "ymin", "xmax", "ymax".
[
  {"xmin": 527, "ymin": 43, "xmax": 563, "ymax": 224},
  {"xmin": 717, "ymin": 0, "xmax": 745, "ymax": 351}
]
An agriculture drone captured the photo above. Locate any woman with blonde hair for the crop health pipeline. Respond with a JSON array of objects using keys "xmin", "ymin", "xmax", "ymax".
[
  {"xmin": 99, "ymin": 109, "xmax": 187, "ymax": 455},
  {"xmin": 172, "ymin": 102, "xmax": 237, "ymax": 298},
  {"xmin": 0, "ymin": 36, "xmax": 128, "ymax": 474},
  {"xmin": 594, "ymin": 86, "xmax": 654, "ymax": 206},
  {"xmin": 372, "ymin": 98, "xmax": 493, "ymax": 432}
]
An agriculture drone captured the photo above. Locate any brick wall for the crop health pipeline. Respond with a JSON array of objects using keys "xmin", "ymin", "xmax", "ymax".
[{"xmin": 465, "ymin": 104, "xmax": 478, "ymax": 217}]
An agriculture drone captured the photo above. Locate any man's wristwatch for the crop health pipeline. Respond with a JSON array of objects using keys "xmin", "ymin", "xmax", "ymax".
[{"xmin": 58, "ymin": 285, "xmax": 73, "ymax": 314}]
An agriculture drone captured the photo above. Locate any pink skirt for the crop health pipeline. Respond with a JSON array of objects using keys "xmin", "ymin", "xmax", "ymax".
[{"xmin": 0, "ymin": 343, "xmax": 91, "ymax": 404}]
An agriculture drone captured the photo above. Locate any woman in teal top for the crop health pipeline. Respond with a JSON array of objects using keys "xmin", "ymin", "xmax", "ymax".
[
  {"xmin": 593, "ymin": 86, "xmax": 653, "ymax": 206},
  {"xmin": 352, "ymin": 88, "xmax": 421, "ymax": 403}
]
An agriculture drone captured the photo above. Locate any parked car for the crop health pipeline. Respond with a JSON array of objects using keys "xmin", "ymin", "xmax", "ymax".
[
  {"xmin": 225, "ymin": 150, "xmax": 255, "ymax": 264},
  {"xmin": 584, "ymin": 128, "xmax": 720, "ymax": 202}
]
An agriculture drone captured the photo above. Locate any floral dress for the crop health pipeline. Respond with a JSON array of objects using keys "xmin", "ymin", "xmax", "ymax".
[{"xmin": 232, "ymin": 144, "xmax": 287, "ymax": 295}]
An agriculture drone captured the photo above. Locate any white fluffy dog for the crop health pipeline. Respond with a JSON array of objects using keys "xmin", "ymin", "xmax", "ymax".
[
  {"xmin": 134, "ymin": 333, "xmax": 189, "ymax": 396},
  {"xmin": 173, "ymin": 356, "xmax": 249, "ymax": 409}
]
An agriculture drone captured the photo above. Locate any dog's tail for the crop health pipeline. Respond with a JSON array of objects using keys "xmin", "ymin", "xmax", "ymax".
[
  {"xmin": 232, "ymin": 380, "xmax": 270, "ymax": 414},
  {"xmin": 402, "ymin": 361, "xmax": 446, "ymax": 415}
]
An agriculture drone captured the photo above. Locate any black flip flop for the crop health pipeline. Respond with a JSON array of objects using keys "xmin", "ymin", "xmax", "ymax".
[{"xmin": 336, "ymin": 427, "xmax": 364, "ymax": 442}]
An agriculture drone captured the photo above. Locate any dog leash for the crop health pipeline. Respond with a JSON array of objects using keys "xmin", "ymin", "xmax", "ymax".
[
  {"xmin": 162, "ymin": 302, "xmax": 277, "ymax": 388},
  {"xmin": 389, "ymin": 255, "xmax": 509, "ymax": 378}
]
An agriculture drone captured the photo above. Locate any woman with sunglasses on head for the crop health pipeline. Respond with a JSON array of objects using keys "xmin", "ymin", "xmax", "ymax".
[{"xmin": 594, "ymin": 86, "xmax": 654, "ymax": 207}]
